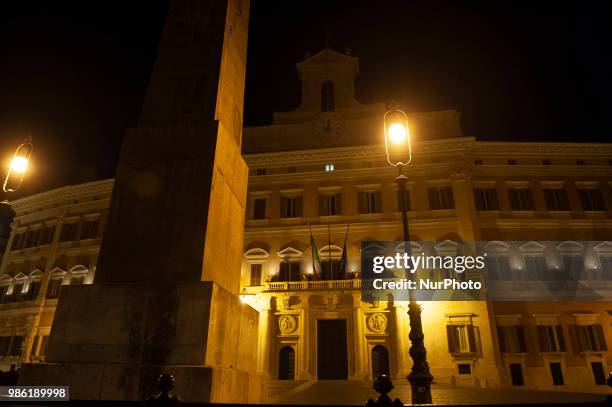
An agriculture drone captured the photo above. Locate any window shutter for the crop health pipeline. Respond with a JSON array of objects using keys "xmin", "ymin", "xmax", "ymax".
[
  {"xmin": 594, "ymin": 325, "xmax": 607, "ymax": 351},
  {"xmin": 358, "ymin": 192, "xmax": 366, "ymax": 214},
  {"xmin": 574, "ymin": 325, "xmax": 588, "ymax": 352},
  {"xmin": 516, "ymin": 326, "xmax": 526, "ymax": 352},
  {"xmin": 280, "ymin": 197, "xmax": 287, "ymax": 218},
  {"xmin": 428, "ymin": 188, "xmax": 439, "ymax": 210},
  {"xmin": 467, "ymin": 325, "xmax": 477, "ymax": 352},
  {"xmin": 555, "ymin": 325, "xmax": 566, "ymax": 352},
  {"xmin": 319, "ymin": 195, "xmax": 327, "ymax": 216},
  {"xmin": 537, "ymin": 326, "xmax": 547, "ymax": 352},
  {"xmin": 445, "ymin": 187, "xmax": 455, "ymax": 209},
  {"xmin": 474, "ymin": 190, "xmax": 484, "ymax": 210},
  {"xmin": 374, "ymin": 191, "xmax": 382, "ymax": 213},
  {"xmin": 508, "ymin": 189, "xmax": 519, "ymax": 210},
  {"xmin": 295, "ymin": 196, "xmax": 303, "ymax": 217},
  {"xmin": 446, "ymin": 325, "xmax": 456, "ymax": 353},
  {"xmin": 335, "ymin": 193, "xmax": 342, "ymax": 215}
]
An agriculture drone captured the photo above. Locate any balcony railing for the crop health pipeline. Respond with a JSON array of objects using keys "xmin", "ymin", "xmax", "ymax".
[{"xmin": 246, "ymin": 279, "xmax": 376, "ymax": 293}]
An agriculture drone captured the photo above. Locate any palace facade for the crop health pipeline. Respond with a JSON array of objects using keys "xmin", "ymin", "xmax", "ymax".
[{"xmin": 1, "ymin": 50, "xmax": 611, "ymax": 398}]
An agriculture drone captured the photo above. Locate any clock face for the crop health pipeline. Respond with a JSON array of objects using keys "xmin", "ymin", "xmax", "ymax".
[{"xmin": 313, "ymin": 113, "xmax": 344, "ymax": 143}]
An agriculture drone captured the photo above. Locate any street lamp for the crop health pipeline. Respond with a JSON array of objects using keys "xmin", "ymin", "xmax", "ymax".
[
  {"xmin": 3, "ymin": 136, "xmax": 33, "ymax": 194},
  {"xmin": 383, "ymin": 106, "xmax": 433, "ymax": 404}
]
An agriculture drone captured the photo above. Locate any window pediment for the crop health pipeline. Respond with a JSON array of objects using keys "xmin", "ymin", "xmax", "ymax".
[
  {"xmin": 277, "ymin": 247, "xmax": 303, "ymax": 260},
  {"xmin": 519, "ymin": 241, "xmax": 546, "ymax": 253},
  {"xmin": 556, "ymin": 241, "xmax": 583, "ymax": 253}
]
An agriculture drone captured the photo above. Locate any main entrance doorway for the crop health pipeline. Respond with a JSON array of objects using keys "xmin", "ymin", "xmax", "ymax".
[{"xmin": 317, "ymin": 319, "xmax": 348, "ymax": 380}]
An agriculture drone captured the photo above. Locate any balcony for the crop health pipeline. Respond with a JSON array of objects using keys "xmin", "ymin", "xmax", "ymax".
[{"xmin": 244, "ymin": 279, "xmax": 369, "ymax": 293}]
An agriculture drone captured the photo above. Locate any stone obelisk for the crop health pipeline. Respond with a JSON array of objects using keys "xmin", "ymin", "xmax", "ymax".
[{"xmin": 19, "ymin": 0, "xmax": 262, "ymax": 402}]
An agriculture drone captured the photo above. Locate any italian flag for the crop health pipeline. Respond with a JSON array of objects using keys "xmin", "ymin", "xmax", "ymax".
[{"xmin": 310, "ymin": 234, "xmax": 321, "ymax": 280}]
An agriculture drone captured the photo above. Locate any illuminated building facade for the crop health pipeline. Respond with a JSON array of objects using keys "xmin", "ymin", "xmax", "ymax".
[{"xmin": 0, "ymin": 50, "xmax": 611, "ymax": 398}]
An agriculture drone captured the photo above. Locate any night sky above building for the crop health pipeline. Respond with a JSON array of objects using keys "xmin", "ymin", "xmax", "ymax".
[{"xmin": 0, "ymin": 0, "xmax": 611, "ymax": 197}]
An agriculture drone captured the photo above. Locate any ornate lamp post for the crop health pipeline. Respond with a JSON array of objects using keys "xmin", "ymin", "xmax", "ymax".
[{"xmin": 383, "ymin": 106, "xmax": 433, "ymax": 404}]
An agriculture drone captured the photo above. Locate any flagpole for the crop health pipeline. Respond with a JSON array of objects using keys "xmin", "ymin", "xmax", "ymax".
[
  {"xmin": 308, "ymin": 223, "xmax": 320, "ymax": 280},
  {"xmin": 327, "ymin": 222, "xmax": 332, "ymax": 279},
  {"xmin": 337, "ymin": 224, "xmax": 350, "ymax": 278}
]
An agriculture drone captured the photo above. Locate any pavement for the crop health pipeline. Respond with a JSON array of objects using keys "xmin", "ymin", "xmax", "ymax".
[{"xmin": 271, "ymin": 380, "xmax": 608, "ymax": 405}]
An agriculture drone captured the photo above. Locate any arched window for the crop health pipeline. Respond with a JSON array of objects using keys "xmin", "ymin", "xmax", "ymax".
[
  {"xmin": 321, "ymin": 81, "xmax": 335, "ymax": 112},
  {"xmin": 278, "ymin": 346, "xmax": 295, "ymax": 380},
  {"xmin": 371, "ymin": 345, "xmax": 390, "ymax": 377}
]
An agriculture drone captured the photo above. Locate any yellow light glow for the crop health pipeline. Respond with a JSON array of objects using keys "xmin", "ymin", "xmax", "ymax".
[
  {"xmin": 10, "ymin": 156, "xmax": 28, "ymax": 174},
  {"xmin": 388, "ymin": 123, "xmax": 407, "ymax": 145}
]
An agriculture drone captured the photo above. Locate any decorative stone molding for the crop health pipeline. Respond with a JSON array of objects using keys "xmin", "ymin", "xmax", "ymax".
[
  {"xmin": 278, "ymin": 315, "xmax": 297, "ymax": 334},
  {"xmin": 366, "ymin": 313, "xmax": 387, "ymax": 333}
]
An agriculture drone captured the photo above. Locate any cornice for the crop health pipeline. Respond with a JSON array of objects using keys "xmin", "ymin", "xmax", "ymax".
[
  {"xmin": 468, "ymin": 142, "xmax": 612, "ymax": 156},
  {"xmin": 10, "ymin": 179, "xmax": 114, "ymax": 214}
]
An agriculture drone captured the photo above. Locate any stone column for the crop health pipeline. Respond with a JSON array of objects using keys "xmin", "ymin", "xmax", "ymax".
[{"xmin": 352, "ymin": 294, "xmax": 367, "ymax": 379}]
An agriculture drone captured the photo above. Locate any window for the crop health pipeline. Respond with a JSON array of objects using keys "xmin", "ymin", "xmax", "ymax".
[
  {"xmin": 321, "ymin": 81, "xmax": 335, "ymax": 112},
  {"xmin": 507, "ymin": 159, "xmax": 517, "ymax": 165},
  {"xmin": 371, "ymin": 345, "xmax": 390, "ymax": 377},
  {"xmin": 25, "ymin": 281, "xmax": 41, "ymax": 301},
  {"xmin": 10, "ymin": 283, "xmax": 24, "ymax": 302},
  {"xmin": 497, "ymin": 326, "xmax": 526, "ymax": 353},
  {"xmin": 70, "ymin": 275, "xmax": 85, "ymax": 286},
  {"xmin": 428, "ymin": 186, "xmax": 454, "ymax": 210},
  {"xmin": 537, "ymin": 325, "xmax": 565, "ymax": 352},
  {"xmin": 321, "ymin": 260, "xmax": 342, "ymax": 280},
  {"xmin": 576, "ymin": 159, "xmax": 585, "ymax": 166},
  {"xmin": 600, "ymin": 255, "xmax": 612, "ymax": 280},
  {"xmin": 562, "ymin": 255, "xmax": 584, "ymax": 279},
  {"xmin": 325, "ymin": 164, "xmax": 335, "ymax": 172},
  {"xmin": 253, "ymin": 198, "xmax": 266, "ymax": 220},
  {"xmin": 39, "ymin": 335, "xmax": 49, "ymax": 356},
  {"xmin": 396, "ymin": 189, "xmax": 411, "ymax": 211},
  {"xmin": 473, "ymin": 188, "xmax": 500, "ymax": 211},
  {"xmin": 550, "ymin": 363, "xmax": 564, "ymax": 386},
  {"xmin": 24, "ymin": 229, "xmax": 41, "ymax": 248},
  {"xmin": 486, "ymin": 256, "xmax": 511, "ymax": 280},
  {"xmin": 447, "ymin": 324, "xmax": 478, "ymax": 354},
  {"xmin": 544, "ymin": 188, "xmax": 570, "ymax": 211},
  {"xmin": 80, "ymin": 218, "xmax": 99, "ymax": 240},
  {"xmin": 250, "ymin": 264, "xmax": 262, "ymax": 286},
  {"xmin": 474, "ymin": 159, "xmax": 483, "ymax": 165},
  {"xmin": 319, "ymin": 193, "xmax": 341, "ymax": 216},
  {"xmin": 281, "ymin": 196, "xmax": 303, "ymax": 218},
  {"xmin": 278, "ymin": 262, "xmax": 301, "ymax": 282},
  {"xmin": 542, "ymin": 159, "xmax": 551, "ymax": 165},
  {"xmin": 591, "ymin": 362, "xmax": 606, "ymax": 385},
  {"xmin": 524, "ymin": 255, "xmax": 547, "ymax": 280},
  {"xmin": 508, "ymin": 188, "xmax": 535, "ymax": 211},
  {"xmin": 578, "ymin": 188, "xmax": 606, "ymax": 211},
  {"xmin": 40, "ymin": 225, "xmax": 56, "ymax": 245},
  {"xmin": 46, "ymin": 279, "xmax": 63, "ymax": 299},
  {"xmin": 8, "ymin": 335, "xmax": 23, "ymax": 356},
  {"xmin": 287, "ymin": 166, "xmax": 297, "ymax": 173},
  {"xmin": 575, "ymin": 324, "xmax": 607, "ymax": 352},
  {"xmin": 256, "ymin": 168, "xmax": 266, "ymax": 176},
  {"xmin": 278, "ymin": 346, "xmax": 295, "ymax": 380},
  {"xmin": 0, "ymin": 336, "xmax": 9, "ymax": 356},
  {"xmin": 0, "ymin": 285, "xmax": 9, "ymax": 304},
  {"xmin": 11, "ymin": 233, "xmax": 25, "ymax": 250},
  {"xmin": 359, "ymin": 191, "xmax": 381, "ymax": 214},
  {"xmin": 59, "ymin": 222, "xmax": 77, "ymax": 242},
  {"xmin": 509, "ymin": 363, "xmax": 524, "ymax": 386},
  {"xmin": 457, "ymin": 364, "xmax": 471, "ymax": 375}
]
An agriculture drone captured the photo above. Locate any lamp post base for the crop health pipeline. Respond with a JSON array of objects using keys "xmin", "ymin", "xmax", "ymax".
[{"xmin": 407, "ymin": 371, "xmax": 433, "ymax": 404}]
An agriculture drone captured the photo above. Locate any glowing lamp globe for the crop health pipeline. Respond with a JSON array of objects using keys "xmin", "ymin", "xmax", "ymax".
[
  {"xmin": 384, "ymin": 108, "xmax": 412, "ymax": 166},
  {"xmin": 3, "ymin": 137, "xmax": 33, "ymax": 193},
  {"xmin": 10, "ymin": 156, "xmax": 28, "ymax": 174}
]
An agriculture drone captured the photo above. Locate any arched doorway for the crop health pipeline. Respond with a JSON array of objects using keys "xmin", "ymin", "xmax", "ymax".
[
  {"xmin": 371, "ymin": 345, "xmax": 390, "ymax": 377},
  {"xmin": 278, "ymin": 346, "xmax": 295, "ymax": 380}
]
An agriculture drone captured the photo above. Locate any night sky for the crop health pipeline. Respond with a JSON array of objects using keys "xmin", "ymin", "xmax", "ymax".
[{"xmin": 1, "ymin": 1, "xmax": 611, "ymax": 198}]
